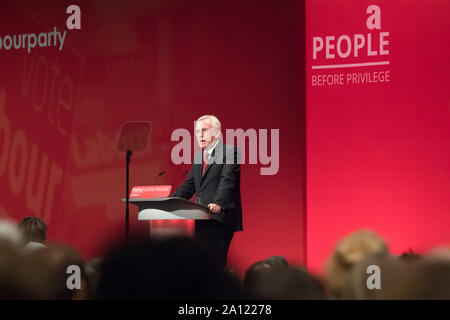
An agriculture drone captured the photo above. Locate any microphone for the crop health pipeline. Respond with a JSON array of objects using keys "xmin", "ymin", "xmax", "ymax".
[
  {"xmin": 151, "ymin": 170, "xmax": 165, "ymax": 185},
  {"xmin": 172, "ymin": 170, "xmax": 188, "ymax": 197}
]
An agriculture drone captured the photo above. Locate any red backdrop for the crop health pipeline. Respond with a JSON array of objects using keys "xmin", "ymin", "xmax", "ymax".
[
  {"xmin": 1, "ymin": 0, "xmax": 448, "ymax": 278},
  {"xmin": 0, "ymin": 0, "xmax": 305, "ymax": 276},
  {"xmin": 306, "ymin": 0, "xmax": 450, "ymax": 273}
]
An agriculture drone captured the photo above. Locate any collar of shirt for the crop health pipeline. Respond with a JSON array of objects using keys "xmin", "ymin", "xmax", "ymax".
[{"xmin": 205, "ymin": 139, "xmax": 220, "ymax": 159}]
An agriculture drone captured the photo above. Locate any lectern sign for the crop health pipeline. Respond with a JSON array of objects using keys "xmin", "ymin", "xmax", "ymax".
[{"xmin": 129, "ymin": 185, "xmax": 172, "ymax": 198}]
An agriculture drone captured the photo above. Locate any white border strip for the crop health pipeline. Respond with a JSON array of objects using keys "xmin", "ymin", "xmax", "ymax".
[{"xmin": 312, "ymin": 61, "xmax": 390, "ymax": 70}]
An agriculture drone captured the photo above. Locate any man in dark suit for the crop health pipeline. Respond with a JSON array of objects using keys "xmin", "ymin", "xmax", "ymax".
[{"xmin": 174, "ymin": 115, "xmax": 242, "ymax": 266}]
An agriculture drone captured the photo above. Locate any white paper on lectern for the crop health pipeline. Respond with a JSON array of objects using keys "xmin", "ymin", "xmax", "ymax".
[{"xmin": 122, "ymin": 197, "xmax": 211, "ymax": 220}]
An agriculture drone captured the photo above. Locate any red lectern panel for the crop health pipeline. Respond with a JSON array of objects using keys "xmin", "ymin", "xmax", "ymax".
[{"xmin": 130, "ymin": 185, "xmax": 195, "ymax": 238}]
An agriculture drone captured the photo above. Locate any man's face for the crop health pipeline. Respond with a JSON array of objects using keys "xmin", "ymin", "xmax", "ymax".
[{"xmin": 195, "ymin": 119, "xmax": 218, "ymax": 149}]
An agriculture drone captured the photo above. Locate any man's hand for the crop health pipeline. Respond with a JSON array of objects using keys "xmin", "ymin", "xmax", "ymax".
[{"xmin": 207, "ymin": 203, "xmax": 221, "ymax": 214}]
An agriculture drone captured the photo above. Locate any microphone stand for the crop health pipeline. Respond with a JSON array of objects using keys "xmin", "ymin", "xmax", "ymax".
[
  {"xmin": 172, "ymin": 170, "xmax": 188, "ymax": 197},
  {"xmin": 125, "ymin": 149, "xmax": 133, "ymax": 241}
]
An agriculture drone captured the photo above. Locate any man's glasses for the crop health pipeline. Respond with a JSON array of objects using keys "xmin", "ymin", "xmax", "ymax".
[{"xmin": 195, "ymin": 128, "xmax": 217, "ymax": 136}]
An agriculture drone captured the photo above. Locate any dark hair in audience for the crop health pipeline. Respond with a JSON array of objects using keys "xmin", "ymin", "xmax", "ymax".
[
  {"xmin": 18, "ymin": 217, "xmax": 47, "ymax": 243},
  {"xmin": 1, "ymin": 243, "xmax": 85, "ymax": 299},
  {"xmin": 348, "ymin": 253, "xmax": 450, "ymax": 300},
  {"xmin": 84, "ymin": 258, "xmax": 104, "ymax": 300},
  {"xmin": 408, "ymin": 259, "xmax": 450, "ymax": 299},
  {"xmin": 22, "ymin": 244, "xmax": 86, "ymax": 299},
  {"xmin": 264, "ymin": 256, "xmax": 288, "ymax": 270},
  {"xmin": 0, "ymin": 241, "xmax": 24, "ymax": 299},
  {"xmin": 244, "ymin": 262, "xmax": 325, "ymax": 300},
  {"xmin": 399, "ymin": 249, "xmax": 422, "ymax": 263},
  {"xmin": 2, "ymin": 222, "xmax": 448, "ymax": 300},
  {"xmin": 97, "ymin": 237, "xmax": 242, "ymax": 300},
  {"xmin": 243, "ymin": 261, "xmax": 275, "ymax": 299},
  {"xmin": 273, "ymin": 267, "xmax": 326, "ymax": 300}
]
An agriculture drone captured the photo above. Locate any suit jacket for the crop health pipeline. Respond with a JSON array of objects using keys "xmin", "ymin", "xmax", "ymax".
[{"xmin": 174, "ymin": 140, "xmax": 243, "ymax": 232}]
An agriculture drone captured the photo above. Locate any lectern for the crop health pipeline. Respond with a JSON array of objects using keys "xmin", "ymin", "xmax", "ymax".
[{"xmin": 122, "ymin": 186, "xmax": 211, "ymax": 238}]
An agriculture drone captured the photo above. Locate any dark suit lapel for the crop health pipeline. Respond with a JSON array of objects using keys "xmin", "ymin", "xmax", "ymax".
[{"xmin": 193, "ymin": 152, "xmax": 203, "ymax": 190}]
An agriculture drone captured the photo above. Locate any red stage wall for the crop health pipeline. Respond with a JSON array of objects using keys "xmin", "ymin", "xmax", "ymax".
[
  {"xmin": 0, "ymin": 0, "xmax": 305, "ymax": 276},
  {"xmin": 2, "ymin": 0, "xmax": 447, "ymax": 278},
  {"xmin": 306, "ymin": 0, "xmax": 450, "ymax": 273}
]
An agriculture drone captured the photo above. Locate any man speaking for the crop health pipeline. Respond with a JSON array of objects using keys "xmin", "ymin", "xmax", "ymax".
[{"xmin": 174, "ymin": 115, "xmax": 242, "ymax": 266}]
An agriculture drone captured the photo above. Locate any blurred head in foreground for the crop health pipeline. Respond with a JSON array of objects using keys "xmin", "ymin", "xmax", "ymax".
[
  {"xmin": 97, "ymin": 236, "xmax": 242, "ymax": 299},
  {"xmin": 0, "ymin": 239, "xmax": 85, "ymax": 299},
  {"xmin": 325, "ymin": 230, "xmax": 389, "ymax": 299},
  {"xmin": 348, "ymin": 253, "xmax": 450, "ymax": 299},
  {"xmin": 244, "ymin": 260, "xmax": 325, "ymax": 300}
]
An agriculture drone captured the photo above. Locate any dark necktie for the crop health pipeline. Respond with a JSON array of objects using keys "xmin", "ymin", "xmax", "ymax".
[{"xmin": 202, "ymin": 152, "xmax": 208, "ymax": 176}]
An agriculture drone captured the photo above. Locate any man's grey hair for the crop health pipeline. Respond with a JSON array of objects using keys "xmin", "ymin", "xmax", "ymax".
[{"xmin": 197, "ymin": 115, "xmax": 221, "ymax": 132}]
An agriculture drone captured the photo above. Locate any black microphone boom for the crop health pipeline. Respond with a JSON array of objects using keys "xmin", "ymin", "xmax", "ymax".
[{"xmin": 151, "ymin": 170, "xmax": 165, "ymax": 185}]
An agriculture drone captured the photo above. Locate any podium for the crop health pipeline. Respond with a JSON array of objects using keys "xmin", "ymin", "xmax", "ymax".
[{"xmin": 123, "ymin": 195, "xmax": 211, "ymax": 238}]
